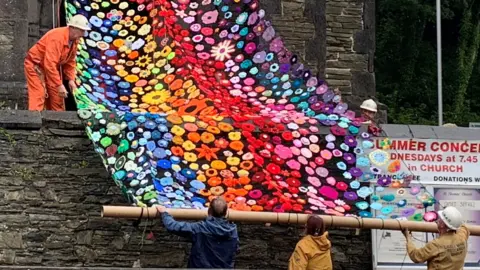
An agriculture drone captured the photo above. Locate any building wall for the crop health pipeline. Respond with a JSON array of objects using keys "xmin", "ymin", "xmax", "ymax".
[
  {"xmin": 0, "ymin": 0, "xmax": 28, "ymax": 110},
  {"xmin": 0, "ymin": 1, "xmax": 378, "ymax": 267},
  {"xmin": 0, "ymin": 0, "xmax": 377, "ymax": 114},
  {"xmin": 0, "ymin": 110, "xmax": 372, "ymax": 269}
]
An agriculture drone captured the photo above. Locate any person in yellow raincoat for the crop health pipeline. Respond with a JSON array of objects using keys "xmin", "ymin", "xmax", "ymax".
[
  {"xmin": 403, "ymin": 206, "xmax": 470, "ymax": 270},
  {"xmin": 24, "ymin": 14, "xmax": 90, "ymax": 111},
  {"xmin": 288, "ymin": 215, "xmax": 333, "ymax": 270}
]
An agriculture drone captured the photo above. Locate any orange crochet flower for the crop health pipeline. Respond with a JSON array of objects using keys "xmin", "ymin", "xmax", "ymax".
[
  {"xmin": 167, "ymin": 114, "xmax": 183, "ymax": 125},
  {"xmin": 199, "ymin": 189, "xmax": 211, "ymax": 197},
  {"xmin": 218, "ymin": 122, "xmax": 234, "ymax": 132},
  {"xmin": 234, "ymin": 189, "xmax": 248, "ymax": 197},
  {"xmin": 200, "ymin": 132, "xmax": 215, "ymax": 144},
  {"xmin": 391, "ymin": 181, "xmax": 401, "ymax": 188},
  {"xmin": 187, "ymin": 132, "xmax": 201, "ymax": 143},
  {"xmin": 229, "ymin": 141, "xmax": 244, "ymax": 151},
  {"xmin": 207, "ymin": 177, "xmax": 222, "ymax": 187},
  {"xmin": 171, "ymin": 146, "xmax": 184, "ymax": 156},
  {"xmin": 205, "ymin": 168, "xmax": 218, "ymax": 177},
  {"xmin": 207, "ymin": 126, "xmax": 221, "ymax": 134},
  {"xmin": 210, "ymin": 186, "xmax": 225, "ymax": 196},
  {"xmin": 251, "ymin": 205, "xmax": 263, "ymax": 211},
  {"xmin": 195, "ymin": 144, "xmax": 220, "ymax": 161},
  {"xmin": 238, "ymin": 176, "xmax": 250, "ymax": 185},
  {"xmin": 240, "ymin": 161, "xmax": 253, "ymax": 170},
  {"xmin": 232, "ymin": 203, "xmax": 251, "ymax": 211},
  {"xmin": 223, "ymin": 178, "xmax": 237, "ymax": 187},
  {"xmin": 223, "ymin": 193, "xmax": 236, "ymax": 202}
]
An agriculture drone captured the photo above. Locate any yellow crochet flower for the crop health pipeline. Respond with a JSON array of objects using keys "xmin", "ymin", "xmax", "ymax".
[
  {"xmin": 182, "ymin": 115, "xmax": 196, "ymax": 123},
  {"xmin": 144, "ymin": 41, "xmax": 157, "ymax": 53},
  {"xmin": 228, "ymin": 132, "xmax": 241, "ymax": 141},
  {"xmin": 172, "ymin": 136, "xmax": 184, "ymax": 145},
  {"xmin": 141, "ymin": 90, "xmax": 170, "ymax": 105},
  {"xmin": 184, "ymin": 152, "xmax": 198, "ymax": 162},
  {"xmin": 136, "ymin": 55, "xmax": 151, "ymax": 68},
  {"xmin": 171, "ymin": 125, "xmax": 186, "ymax": 136},
  {"xmin": 197, "ymin": 174, "xmax": 207, "ymax": 182},
  {"xmin": 182, "ymin": 140, "xmax": 196, "ymax": 151},
  {"xmin": 139, "ymin": 69, "xmax": 151, "ymax": 78},
  {"xmin": 189, "ymin": 163, "xmax": 199, "ymax": 171},
  {"xmin": 226, "ymin": 157, "xmax": 240, "ymax": 166},
  {"xmin": 138, "ymin": 24, "xmax": 151, "ymax": 36},
  {"xmin": 160, "ymin": 45, "xmax": 172, "ymax": 57}
]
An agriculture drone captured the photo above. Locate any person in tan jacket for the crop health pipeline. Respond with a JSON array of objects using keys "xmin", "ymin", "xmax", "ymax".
[
  {"xmin": 403, "ymin": 206, "xmax": 470, "ymax": 270},
  {"xmin": 288, "ymin": 215, "xmax": 332, "ymax": 270}
]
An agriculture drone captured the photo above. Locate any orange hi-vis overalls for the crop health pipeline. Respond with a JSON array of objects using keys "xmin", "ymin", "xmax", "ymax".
[{"xmin": 24, "ymin": 27, "xmax": 79, "ymax": 111}]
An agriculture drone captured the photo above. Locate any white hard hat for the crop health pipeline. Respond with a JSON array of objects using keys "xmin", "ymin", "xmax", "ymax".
[
  {"xmin": 360, "ymin": 99, "xmax": 377, "ymax": 112},
  {"xmin": 438, "ymin": 206, "xmax": 463, "ymax": 230},
  {"xmin": 67, "ymin": 14, "xmax": 91, "ymax": 31}
]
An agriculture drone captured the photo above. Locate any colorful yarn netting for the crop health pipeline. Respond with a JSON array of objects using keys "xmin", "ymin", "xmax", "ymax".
[{"xmin": 66, "ymin": 0, "xmax": 436, "ymax": 220}]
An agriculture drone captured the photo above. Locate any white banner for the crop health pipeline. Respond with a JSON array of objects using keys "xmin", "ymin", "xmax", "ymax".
[
  {"xmin": 372, "ymin": 186, "xmax": 433, "ymax": 266},
  {"xmin": 434, "ymin": 188, "xmax": 480, "ymax": 264},
  {"xmin": 364, "ymin": 138, "xmax": 480, "ymax": 186}
]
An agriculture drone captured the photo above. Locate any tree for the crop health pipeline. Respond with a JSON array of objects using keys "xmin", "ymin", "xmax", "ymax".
[{"xmin": 375, "ymin": 0, "xmax": 480, "ymax": 126}]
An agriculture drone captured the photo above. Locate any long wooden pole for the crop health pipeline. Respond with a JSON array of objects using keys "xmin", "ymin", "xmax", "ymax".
[{"xmin": 101, "ymin": 206, "xmax": 480, "ymax": 235}]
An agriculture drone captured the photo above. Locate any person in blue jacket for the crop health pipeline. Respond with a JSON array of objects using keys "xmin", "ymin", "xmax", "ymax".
[{"xmin": 156, "ymin": 197, "xmax": 240, "ymax": 269}]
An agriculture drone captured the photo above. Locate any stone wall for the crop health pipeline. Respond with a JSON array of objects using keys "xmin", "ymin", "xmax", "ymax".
[
  {"xmin": 0, "ymin": 110, "xmax": 372, "ymax": 269},
  {"xmin": 0, "ymin": 0, "xmax": 378, "ymax": 114},
  {"xmin": 263, "ymin": 0, "xmax": 382, "ymax": 120},
  {"xmin": 0, "ymin": 2, "xmax": 379, "ymax": 266}
]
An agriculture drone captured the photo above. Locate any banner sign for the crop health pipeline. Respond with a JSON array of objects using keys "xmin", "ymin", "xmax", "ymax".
[
  {"xmin": 366, "ymin": 139, "xmax": 480, "ymax": 186},
  {"xmin": 372, "ymin": 186, "xmax": 434, "ymax": 266},
  {"xmin": 373, "ymin": 186, "xmax": 480, "ymax": 269}
]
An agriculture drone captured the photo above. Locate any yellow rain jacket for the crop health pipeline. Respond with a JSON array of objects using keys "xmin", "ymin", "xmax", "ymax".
[
  {"xmin": 407, "ymin": 224, "xmax": 470, "ymax": 270},
  {"xmin": 288, "ymin": 232, "xmax": 333, "ymax": 270}
]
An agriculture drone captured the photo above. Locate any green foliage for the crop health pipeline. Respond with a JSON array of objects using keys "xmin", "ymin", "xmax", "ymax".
[{"xmin": 376, "ymin": 0, "xmax": 480, "ymax": 126}]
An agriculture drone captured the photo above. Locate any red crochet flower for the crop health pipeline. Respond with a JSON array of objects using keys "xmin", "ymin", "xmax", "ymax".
[{"xmin": 336, "ymin": 182, "xmax": 348, "ymax": 191}]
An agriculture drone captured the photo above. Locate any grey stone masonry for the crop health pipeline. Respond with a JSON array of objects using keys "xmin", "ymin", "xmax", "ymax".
[
  {"xmin": 263, "ymin": 0, "xmax": 376, "ymax": 102},
  {"xmin": 0, "ymin": 0, "xmax": 29, "ymax": 110},
  {"xmin": 0, "ymin": 81, "xmax": 27, "ymax": 110},
  {"xmin": 0, "ymin": 0, "xmax": 28, "ymax": 82},
  {"xmin": 0, "ymin": 110, "xmax": 372, "ymax": 269},
  {"xmin": 325, "ymin": 0, "xmax": 375, "ymax": 99}
]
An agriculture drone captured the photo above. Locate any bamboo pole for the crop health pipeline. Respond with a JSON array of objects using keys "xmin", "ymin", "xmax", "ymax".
[{"xmin": 101, "ymin": 205, "xmax": 480, "ymax": 236}]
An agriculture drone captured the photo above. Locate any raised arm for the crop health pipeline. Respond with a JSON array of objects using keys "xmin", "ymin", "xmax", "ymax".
[
  {"xmin": 159, "ymin": 210, "xmax": 200, "ymax": 239},
  {"xmin": 157, "ymin": 205, "xmax": 200, "ymax": 238},
  {"xmin": 406, "ymin": 236, "xmax": 439, "ymax": 263},
  {"xmin": 456, "ymin": 224, "xmax": 470, "ymax": 241}
]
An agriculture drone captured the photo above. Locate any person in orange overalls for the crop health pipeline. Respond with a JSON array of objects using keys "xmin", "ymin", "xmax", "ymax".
[{"xmin": 24, "ymin": 14, "xmax": 91, "ymax": 111}]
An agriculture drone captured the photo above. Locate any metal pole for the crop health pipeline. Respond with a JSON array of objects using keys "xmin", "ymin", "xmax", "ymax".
[
  {"xmin": 436, "ymin": 0, "xmax": 443, "ymax": 126},
  {"xmin": 52, "ymin": 0, "xmax": 56, "ymax": 28}
]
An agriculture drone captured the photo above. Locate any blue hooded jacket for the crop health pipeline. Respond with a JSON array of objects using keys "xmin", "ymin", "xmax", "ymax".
[{"xmin": 161, "ymin": 212, "xmax": 239, "ymax": 268}]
